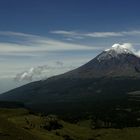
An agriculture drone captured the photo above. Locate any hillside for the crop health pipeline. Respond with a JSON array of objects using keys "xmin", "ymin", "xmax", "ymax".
[{"xmin": 0, "ymin": 108, "xmax": 140, "ymax": 140}]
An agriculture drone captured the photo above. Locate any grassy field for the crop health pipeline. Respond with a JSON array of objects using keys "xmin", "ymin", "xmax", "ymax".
[{"xmin": 0, "ymin": 108, "xmax": 140, "ymax": 140}]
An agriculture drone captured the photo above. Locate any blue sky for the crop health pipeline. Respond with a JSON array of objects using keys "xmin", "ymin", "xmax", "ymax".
[
  {"xmin": 0, "ymin": 0, "xmax": 140, "ymax": 93},
  {"xmin": 0, "ymin": 0, "xmax": 140, "ymax": 33}
]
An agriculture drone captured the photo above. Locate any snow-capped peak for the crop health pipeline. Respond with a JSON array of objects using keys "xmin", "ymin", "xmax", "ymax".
[
  {"xmin": 105, "ymin": 44, "xmax": 133, "ymax": 54},
  {"xmin": 97, "ymin": 43, "xmax": 134, "ymax": 61}
]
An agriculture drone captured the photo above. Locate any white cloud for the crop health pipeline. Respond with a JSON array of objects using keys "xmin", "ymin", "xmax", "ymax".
[
  {"xmin": 122, "ymin": 31, "xmax": 140, "ymax": 36},
  {"xmin": 50, "ymin": 30, "xmax": 84, "ymax": 40},
  {"xmin": 14, "ymin": 60, "xmax": 78, "ymax": 82},
  {"xmin": 121, "ymin": 43, "xmax": 140, "ymax": 56},
  {"xmin": 0, "ymin": 31, "xmax": 103, "ymax": 55},
  {"xmin": 50, "ymin": 30, "xmax": 77, "ymax": 36},
  {"xmin": 86, "ymin": 32, "xmax": 123, "ymax": 37},
  {"xmin": 1, "ymin": 30, "xmax": 140, "ymax": 56},
  {"xmin": 121, "ymin": 43, "xmax": 134, "ymax": 50},
  {"xmin": 110, "ymin": 43, "xmax": 140, "ymax": 57},
  {"xmin": 50, "ymin": 30, "xmax": 140, "ymax": 38},
  {"xmin": 111, "ymin": 43, "xmax": 134, "ymax": 50},
  {"xmin": 14, "ymin": 65, "xmax": 49, "ymax": 82},
  {"xmin": 136, "ymin": 51, "xmax": 140, "ymax": 56},
  {"xmin": 0, "ymin": 31, "xmax": 39, "ymax": 38},
  {"xmin": 124, "ymin": 43, "xmax": 140, "ymax": 56}
]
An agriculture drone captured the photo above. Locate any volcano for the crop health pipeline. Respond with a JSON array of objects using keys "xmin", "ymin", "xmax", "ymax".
[
  {"xmin": 56, "ymin": 43, "xmax": 140, "ymax": 78},
  {"xmin": 1, "ymin": 44, "xmax": 140, "ymax": 113}
]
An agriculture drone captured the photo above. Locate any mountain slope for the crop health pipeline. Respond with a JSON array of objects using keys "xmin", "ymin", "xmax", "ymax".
[
  {"xmin": 1, "ymin": 44, "xmax": 140, "ymax": 113},
  {"xmin": 58, "ymin": 43, "xmax": 140, "ymax": 78}
]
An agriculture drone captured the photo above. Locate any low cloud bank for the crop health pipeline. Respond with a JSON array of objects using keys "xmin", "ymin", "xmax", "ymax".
[{"xmin": 14, "ymin": 65, "xmax": 48, "ymax": 82}]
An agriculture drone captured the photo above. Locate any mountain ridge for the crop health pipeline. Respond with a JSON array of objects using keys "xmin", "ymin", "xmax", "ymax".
[
  {"xmin": 49, "ymin": 44, "xmax": 140, "ymax": 79},
  {"xmin": 1, "ymin": 44, "xmax": 140, "ymax": 113}
]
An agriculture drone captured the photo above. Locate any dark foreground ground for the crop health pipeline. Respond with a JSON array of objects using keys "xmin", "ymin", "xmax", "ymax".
[{"xmin": 0, "ymin": 108, "xmax": 140, "ymax": 140}]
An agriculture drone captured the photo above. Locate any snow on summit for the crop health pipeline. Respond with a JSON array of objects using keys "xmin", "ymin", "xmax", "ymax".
[
  {"xmin": 105, "ymin": 43, "xmax": 133, "ymax": 54},
  {"xmin": 97, "ymin": 43, "xmax": 134, "ymax": 61}
]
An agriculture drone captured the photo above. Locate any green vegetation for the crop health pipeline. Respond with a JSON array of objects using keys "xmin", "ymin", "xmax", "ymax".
[{"xmin": 0, "ymin": 108, "xmax": 140, "ymax": 140}]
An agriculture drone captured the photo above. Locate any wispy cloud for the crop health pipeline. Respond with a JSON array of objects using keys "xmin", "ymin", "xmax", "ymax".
[
  {"xmin": 0, "ymin": 31, "xmax": 103, "ymax": 55},
  {"xmin": 1, "ymin": 30, "xmax": 140, "ymax": 57},
  {"xmin": 0, "ymin": 31, "xmax": 39, "ymax": 38},
  {"xmin": 50, "ymin": 30, "xmax": 77, "ymax": 36},
  {"xmin": 50, "ymin": 30, "xmax": 84, "ymax": 40},
  {"xmin": 86, "ymin": 32, "xmax": 123, "ymax": 37},
  {"xmin": 0, "ymin": 31, "xmax": 102, "ymax": 82},
  {"xmin": 50, "ymin": 30, "xmax": 140, "ymax": 39},
  {"xmin": 87, "ymin": 30, "xmax": 140, "ymax": 37}
]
